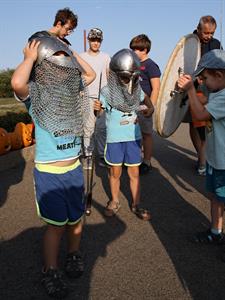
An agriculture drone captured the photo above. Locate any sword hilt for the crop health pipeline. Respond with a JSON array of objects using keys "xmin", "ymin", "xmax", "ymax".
[{"xmin": 170, "ymin": 67, "xmax": 184, "ymax": 98}]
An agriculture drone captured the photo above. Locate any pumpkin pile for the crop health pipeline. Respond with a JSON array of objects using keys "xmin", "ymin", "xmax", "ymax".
[{"xmin": 0, "ymin": 122, "xmax": 35, "ymax": 155}]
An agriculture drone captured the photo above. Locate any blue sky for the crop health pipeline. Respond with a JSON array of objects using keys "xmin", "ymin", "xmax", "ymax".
[{"xmin": 0, "ymin": 0, "xmax": 223, "ymax": 72}]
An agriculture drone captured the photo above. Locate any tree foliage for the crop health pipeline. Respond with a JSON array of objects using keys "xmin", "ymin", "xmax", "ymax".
[{"xmin": 0, "ymin": 69, "xmax": 15, "ymax": 98}]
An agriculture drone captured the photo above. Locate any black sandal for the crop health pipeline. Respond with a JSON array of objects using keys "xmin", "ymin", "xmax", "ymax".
[
  {"xmin": 131, "ymin": 205, "xmax": 151, "ymax": 221},
  {"xmin": 41, "ymin": 267, "xmax": 68, "ymax": 299},
  {"xmin": 65, "ymin": 251, "xmax": 84, "ymax": 278},
  {"xmin": 193, "ymin": 229, "xmax": 225, "ymax": 245},
  {"xmin": 104, "ymin": 200, "xmax": 121, "ymax": 217}
]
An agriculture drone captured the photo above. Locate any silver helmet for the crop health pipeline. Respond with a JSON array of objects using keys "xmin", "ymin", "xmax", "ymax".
[
  {"xmin": 87, "ymin": 28, "xmax": 103, "ymax": 41},
  {"xmin": 110, "ymin": 48, "xmax": 140, "ymax": 94},
  {"xmin": 101, "ymin": 48, "xmax": 141, "ymax": 113},
  {"xmin": 28, "ymin": 33, "xmax": 90, "ymax": 137},
  {"xmin": 29, "ymin": 33, "xmax": 83, "ymax": 70}
]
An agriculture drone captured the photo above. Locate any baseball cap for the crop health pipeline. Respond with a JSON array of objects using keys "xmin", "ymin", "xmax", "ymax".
[{"xmin": 194, "ymin": 49, "xmax": 225, "ymax": 76}]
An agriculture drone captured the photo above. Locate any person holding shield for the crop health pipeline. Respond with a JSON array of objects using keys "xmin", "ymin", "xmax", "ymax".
[
  {"xmin": 185, "ymin": 15, "xmax": 221, "ymax": 176},
  {"xmin": 178, "ymin": 49, "xmax": 225, "ymax": 245}
]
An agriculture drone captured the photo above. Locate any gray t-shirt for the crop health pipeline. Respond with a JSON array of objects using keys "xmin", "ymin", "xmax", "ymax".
[
  {"xmin": 80, "ymin": 51, "xmax": 110, "ymax": 98},
  {"xmin": 206, "ymin": 88, "xmax": 225, "ymax": 169}
]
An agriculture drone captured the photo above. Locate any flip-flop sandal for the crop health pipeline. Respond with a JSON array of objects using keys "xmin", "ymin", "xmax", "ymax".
[
  {"xmin": 131, "ymin": 205, "xmax": 151, "ymax": 221},
  {"xmin": 104, "ymin": 200, "xmax": 121, "ymax": 217}
]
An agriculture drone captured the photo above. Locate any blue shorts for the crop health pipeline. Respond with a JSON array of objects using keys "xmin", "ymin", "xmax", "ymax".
[
  {"xmin": 206, "ymin": 163, "xmax": 225, "ymax": 202},
  {"xmin": 33, "ymin": 161, "xmax": 85, "ymax": 226},
  {"xmin": 105, "ymin": 140, "xmax": 141, "ymax": 166}
]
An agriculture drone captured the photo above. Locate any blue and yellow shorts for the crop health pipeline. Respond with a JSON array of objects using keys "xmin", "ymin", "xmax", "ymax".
[
  {"xmin": 105, "ymin": 140, "xmax": 142, "ymax": 166},
  {"xmin": 33, "ymin": 160, "xmax": 85, "ymax": 226},
  {"xmin": 206, "ymin": 163, "xmax": 225, "ymax": 202}
]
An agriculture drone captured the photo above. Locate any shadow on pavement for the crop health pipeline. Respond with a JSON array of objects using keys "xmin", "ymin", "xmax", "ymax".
[
  {"xmin": 0, "ymin": 199, "xmax": 126, "ymax": 300},
  {"xmin": 153, "ymin": 134, "xmax": 208, "ymax": 198},
  {"xmin": 141, "ymin": 164, "xmax": 225, "ymax": 299},
  {"xmin": 95, "ymin": 160, "xmax": 111, "ymax": 201},
  {"xmin": 138, "ymin": 133, "xmax": 225, "ymax": 299},
  {"xmin": 0, "ymin": 152, "xmax": 25, "ymax": 207},
  {"xmin": 94, "ymin": 134, "xmax": 225, "ymax": 299}
]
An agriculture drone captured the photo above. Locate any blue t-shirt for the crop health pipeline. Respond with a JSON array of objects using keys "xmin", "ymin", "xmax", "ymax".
[
  {"xmin": 23, "ymin": 97, "xmax": 81, "ymax": 163},
  {"xmin": 139, "ymin": 58, "xmax": 161, "ymax": 97},
  {"xmin": 100, "ymin": 88, "xmax": 142, "ymax": 143},
  {"xmin": 205, "ymin": 88, "xmax": 225, "ymax": 169}
]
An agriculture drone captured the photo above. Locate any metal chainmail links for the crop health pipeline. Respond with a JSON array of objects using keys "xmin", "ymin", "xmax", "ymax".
[
  {"xmin": 101, "ymin": 70, "xmax": 141, "ymax": 113},
  {"xmin": 29, "ymin": 59, "xmax": 90, "ymax": 137}
]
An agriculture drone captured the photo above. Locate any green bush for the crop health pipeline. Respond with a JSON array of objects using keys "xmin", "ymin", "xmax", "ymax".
[
  {"xmin": 0, "ymin": 112, "xmax": 32, "ymax": 132},
  {"xmin": 0, "ymin": 69, "xmax": 14, "ymax": 98}
]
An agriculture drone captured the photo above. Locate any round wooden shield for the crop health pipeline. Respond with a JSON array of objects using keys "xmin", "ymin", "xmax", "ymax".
[{"xmin": 155, "ymin": 34, "xmax": 201, "ymax": 137}]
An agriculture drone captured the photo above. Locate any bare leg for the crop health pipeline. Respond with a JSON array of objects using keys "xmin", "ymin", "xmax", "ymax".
[
  {"xmin": 211, "ymin": 197, "xmax": 224, "ymax": 231},
  {"xmin": 127, "ymin": 166, "xmax": 140, "ymax": 206},
  {"xmin": 66, "ymin": 220, "xmax": 83, "ymax": 253},
  {"xmin": 65, "ymin": 220, "xmax": 84, "ymax": 279},
  {"xmin": 142, "ymin": 132, "xmax": 153, "ymax": 162},
  {"xmin": 189, "ymin": 124, "xmax": 201, "ymax": 161},
  {"xmin": 109, "ymin": 165, "xmax": 122, "ymax": 203},
  {"xmin": 43, "ymin": 224, "xmax": 65, "ymax": 269},
  {"xmin": 198, "ymin": 140, "xmax": 206, "ymax": 167},
  {"xmin": 128, "ymin": 166, "xmax": 150, "ymax": 220},
  {"xmin": 104, "ymin": 166, "xmax": 122, "ymax": 216}
]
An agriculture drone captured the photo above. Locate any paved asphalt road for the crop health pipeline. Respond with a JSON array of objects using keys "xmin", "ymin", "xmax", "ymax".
[{"xmin": 1, "ymin": 124, "xmax": 225, "ymax": 300}]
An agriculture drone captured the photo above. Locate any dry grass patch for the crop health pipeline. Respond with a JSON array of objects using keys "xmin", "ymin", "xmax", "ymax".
[{"xmin": 0, "ymin": 98, "xmax": 31, "ymax": 131}]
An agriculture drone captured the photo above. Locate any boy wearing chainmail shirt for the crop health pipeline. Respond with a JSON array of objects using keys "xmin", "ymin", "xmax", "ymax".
[{"xmin": 11, "ymin": 8, "xmax": 95, "ymax": 299}]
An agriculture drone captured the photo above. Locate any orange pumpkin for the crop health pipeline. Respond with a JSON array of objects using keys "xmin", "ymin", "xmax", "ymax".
[
  {"xmin": 8, "ymin": 132, "xmax": 23, "ymax": 150},
  {"xmin": 14, "ymin": 122, "xmax": 32, "ymax": 147},
  {"xmin": 0, "ymin": 128, "xmax": 11, "ymax": 155},
  {"xmin": 26, "ymin": 123, "xmax": 35, "ymax": 144}
]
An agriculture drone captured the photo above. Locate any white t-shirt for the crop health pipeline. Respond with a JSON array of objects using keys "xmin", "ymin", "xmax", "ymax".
[{"xmin": 80, "ymin": 51, "xmax": 110, "ymax": 98}]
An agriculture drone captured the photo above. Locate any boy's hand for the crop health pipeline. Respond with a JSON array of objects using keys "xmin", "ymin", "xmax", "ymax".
[
  {"xmin": 93, "ymin": 99, "xmax": 102, "ymax": 111},
  {"xmin": 142, "ymin": 95, "xmax": 154, "ymax": 117},
  {"xmin": 23, "ymin": 40, "xmax": 40, "ymax": 63},
  {"xmin": 142, "ymin": 106, "xmax": 154, "ymax": 117},
  {"xmin": 177, "ymin": 74, "xmax": 194, "ymax": 91}
]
